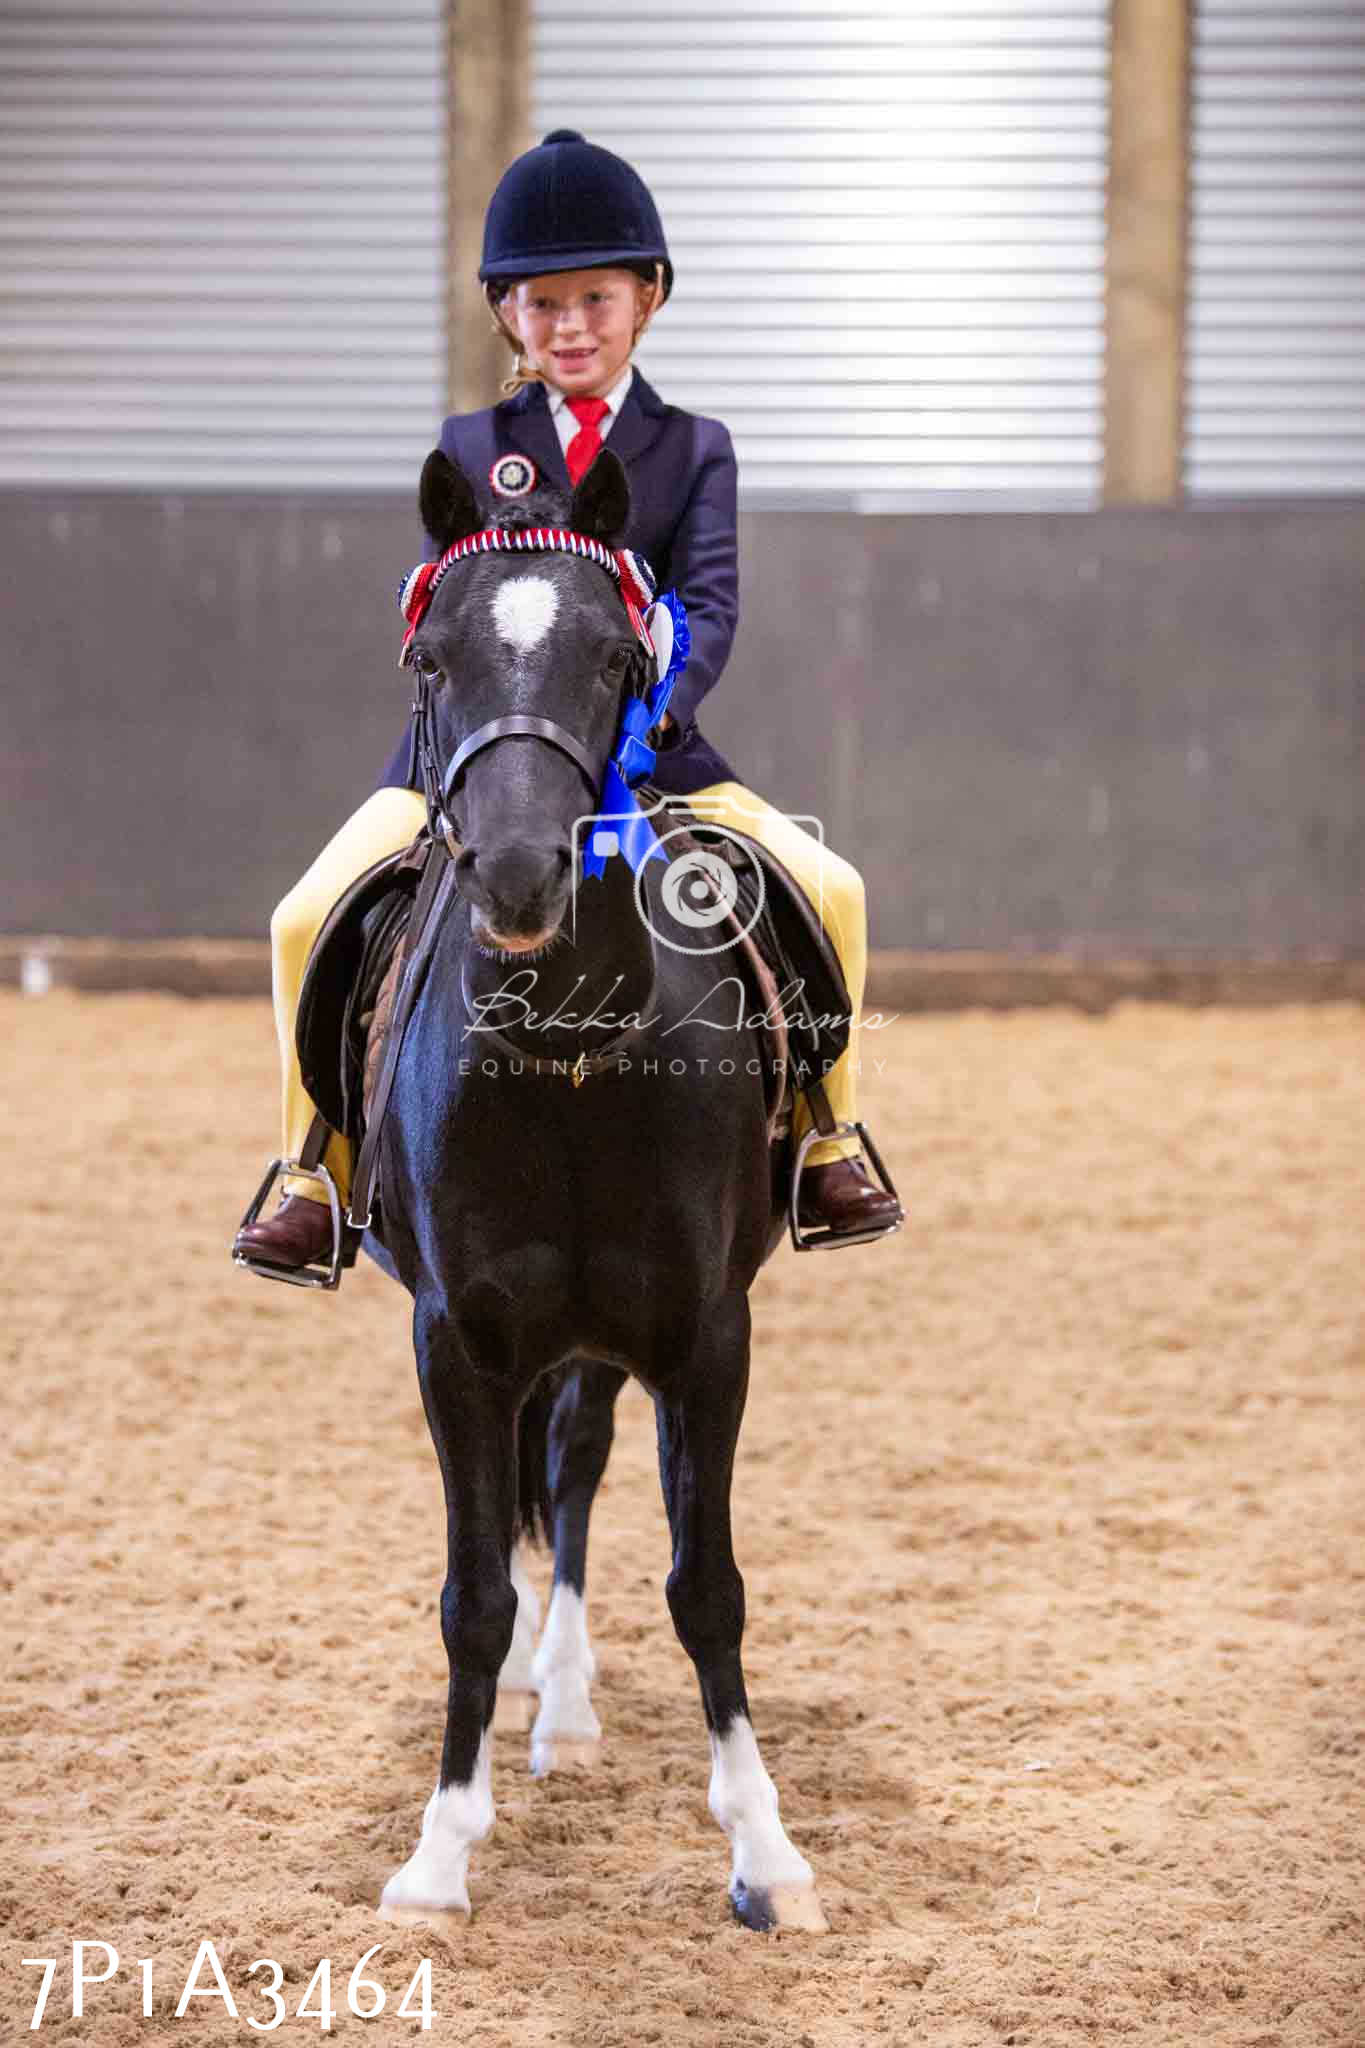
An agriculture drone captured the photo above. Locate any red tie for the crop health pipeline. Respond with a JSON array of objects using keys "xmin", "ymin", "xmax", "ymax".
[{"xmin": 565, "ymin": 395, "xmax": 610, "ymax": 485}]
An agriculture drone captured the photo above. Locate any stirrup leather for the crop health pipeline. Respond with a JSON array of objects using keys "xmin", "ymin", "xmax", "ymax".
[
  {"xmin": 232, "ymin": 1155, "xmax": 346, "ymax": 1291},
  {"xmin": 788, "ymin": 1119, "xmax": 903, "ymax": 1253}
]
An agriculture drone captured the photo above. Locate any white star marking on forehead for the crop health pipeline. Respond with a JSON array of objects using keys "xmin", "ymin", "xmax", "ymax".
[{"xmin": 492, "ymin": 575, "xmax": 559, "ymax": 653}]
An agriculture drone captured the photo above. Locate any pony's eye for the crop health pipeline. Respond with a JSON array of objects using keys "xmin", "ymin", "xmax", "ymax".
[{"xmin": 412, "ymin": 648, "xmax": 444, "ymax": 682}]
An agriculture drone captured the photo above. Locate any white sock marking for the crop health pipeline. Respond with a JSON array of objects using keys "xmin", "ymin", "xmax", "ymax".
[
  {"xmin": 531, "ymin": 1584, "xmax": 601, "ymax": 1755},
  {"xmin": 492, "ymin": 575, "xmax": 558, "ymax": 652},
  {"xmin": 379, "ymin": 1734, "xmax": 494, "ymax": 1918},
  {"xmin": 708, "ymin": 1717, "xmax": 815, "ymax": 1895}
]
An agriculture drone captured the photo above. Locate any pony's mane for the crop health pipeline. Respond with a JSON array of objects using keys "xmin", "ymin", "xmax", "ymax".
[{"xmin": 486, "ymin": 486, "xmax": 573, "ymax": 534}]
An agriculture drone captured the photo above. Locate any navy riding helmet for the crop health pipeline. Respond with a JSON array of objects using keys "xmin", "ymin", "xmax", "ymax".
[{"xmin": 480, "ymin": 129, "xmax": 673, "ymax": 301}]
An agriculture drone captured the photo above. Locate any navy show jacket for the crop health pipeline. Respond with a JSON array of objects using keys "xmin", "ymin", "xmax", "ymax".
[{"xmin": 379, "ymin": 368, "xmax": 739, "ymax": 798}]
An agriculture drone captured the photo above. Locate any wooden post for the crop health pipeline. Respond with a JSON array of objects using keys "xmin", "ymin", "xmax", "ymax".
[
  {"xmin": 445, "ymin": 0, "xmax": 531, "ymax": 415},
  {"xmin": 1104, "ymin": 0, "xmax": 1191, "ymax": 502}
]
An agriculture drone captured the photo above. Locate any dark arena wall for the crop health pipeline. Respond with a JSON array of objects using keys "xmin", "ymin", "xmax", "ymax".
[{"xmin": 2, "ymin": 490, "xmax": 1361, "ymax": 955}]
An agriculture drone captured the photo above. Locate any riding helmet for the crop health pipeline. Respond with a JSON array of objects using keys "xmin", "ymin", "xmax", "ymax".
[{"xmin": 480, "ymin": 129, "xmax": 673, "ymax": 300}]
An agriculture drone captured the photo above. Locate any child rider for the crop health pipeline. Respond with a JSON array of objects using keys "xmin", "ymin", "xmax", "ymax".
[{"xmin": 234, "ymin": 130, "xmax": 901, "ymax": 1274}]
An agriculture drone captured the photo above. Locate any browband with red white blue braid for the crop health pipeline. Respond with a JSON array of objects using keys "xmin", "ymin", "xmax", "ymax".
[{"xmin": 397, "ymin": 526, "xmax": 657, "ymax": 667}]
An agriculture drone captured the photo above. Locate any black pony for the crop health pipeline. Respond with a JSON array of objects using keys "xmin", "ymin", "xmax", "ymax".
[{"xmin": 373, "ymin": 448, "xmax": 827, "ymax": 1933}]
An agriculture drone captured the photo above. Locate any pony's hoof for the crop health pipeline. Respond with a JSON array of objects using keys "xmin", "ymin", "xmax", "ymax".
[
  {"xmin": 530, "ymin": 1733, "xmax": 601, "ymax": 1776},
  {"xmin": 379, "ymin": 1849, "xmax": 471, "ymax": 1927},
  {"xmin": 493, "ymin": 1687, "xmax": 537, "ymax": 1733},
  {"xmin": 377, "ymin": 1901, "xmax": 470, "ymax": 1937},
  {"xmin": 729, "ymin": 1879, "xmax": 829, "ymax": 1934}
]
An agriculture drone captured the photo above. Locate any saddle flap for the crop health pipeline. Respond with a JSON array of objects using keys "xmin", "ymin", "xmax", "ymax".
[
  {"xmin": 296, "ymin": 842, "xmax": 422, "ymax": 1137},
  {"xmin": 734, "ymin": 826, "xmax": 853, "ymax": 1066}
]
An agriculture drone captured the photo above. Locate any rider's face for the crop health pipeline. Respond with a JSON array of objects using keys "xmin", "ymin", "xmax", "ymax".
[{"xmin": 497, "ymin": 268, "xmax": 653, "ymax": 398}]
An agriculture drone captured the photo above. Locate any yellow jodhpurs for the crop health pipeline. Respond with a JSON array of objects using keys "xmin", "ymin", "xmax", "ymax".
[
  {"xmin": 269, "ymin": 778, "xmax": 868, "ymax": 1203},
  {"xmin": 273, "ymin": 787, "xmax": 428, "ymax": 1201}
]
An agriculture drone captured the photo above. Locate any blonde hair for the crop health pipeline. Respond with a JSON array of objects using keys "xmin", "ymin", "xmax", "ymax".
[{"xmin": 487, "ymin": 264, "xmax": 665, "ymax": 398}]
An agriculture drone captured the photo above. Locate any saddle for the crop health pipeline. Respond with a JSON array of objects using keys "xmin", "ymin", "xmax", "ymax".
[
  {"xmin": 296, "ymin": 791, "xmax": 850, "ymax": 1155},
  {"xmin": 278, "ymin": 789, "xmax": 892, "ymax": 1278}
]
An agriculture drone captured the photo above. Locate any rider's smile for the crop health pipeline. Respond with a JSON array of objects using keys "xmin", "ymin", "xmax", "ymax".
[{"xmin": 495, "ymin": 267, "xmax": 655, "ymax": 399}]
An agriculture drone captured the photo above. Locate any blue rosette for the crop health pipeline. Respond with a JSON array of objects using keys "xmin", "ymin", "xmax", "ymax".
[{"xmin": 582, "ymin": 591, "xmax": 691, "ymax": 879}]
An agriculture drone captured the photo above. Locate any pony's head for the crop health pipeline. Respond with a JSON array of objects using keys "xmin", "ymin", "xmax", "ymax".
[{"xmin": 407, "ymin": 448, "xmax": 652, "ymax": 955}]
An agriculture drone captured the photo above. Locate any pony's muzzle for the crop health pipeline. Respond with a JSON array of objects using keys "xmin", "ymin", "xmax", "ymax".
[{"xmin": 457, "ymin": 838, "xmax": 574, "ymax": 947}]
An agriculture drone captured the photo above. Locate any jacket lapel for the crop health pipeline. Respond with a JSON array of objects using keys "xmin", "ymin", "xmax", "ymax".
[
  {"xmin": 604, "ymin": 369, "xmax": 669, "ymax": 470},
  {"xmin": 499, "ymin": 383, "xmax": 569, "ymax": 489}
]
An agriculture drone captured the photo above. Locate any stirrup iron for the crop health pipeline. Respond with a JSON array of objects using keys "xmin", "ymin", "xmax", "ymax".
[
  {"xmin": 788, "ymin": 1119, "xmax": 903, "ymax": 1252},
  {"xmin": 232, "ymin": 1156, "xmax": 345, "ymax": 1291}
]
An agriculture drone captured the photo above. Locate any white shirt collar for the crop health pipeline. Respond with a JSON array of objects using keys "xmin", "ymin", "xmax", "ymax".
[{"xmin": 546, "ymin": 363, "xmax": 636, "ymax": 422}]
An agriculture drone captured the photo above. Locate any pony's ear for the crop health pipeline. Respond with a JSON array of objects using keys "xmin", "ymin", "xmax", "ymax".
[
  {"xmin": 419, "ymin": 449, "xmax": 482, "ymax": 553},
  {"xmin": 570, "ymin": 449, "xmax": 630, "ymax": 542}
]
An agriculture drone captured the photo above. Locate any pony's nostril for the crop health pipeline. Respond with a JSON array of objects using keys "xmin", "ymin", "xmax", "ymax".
[{"xmin": 556, "ymin": 845, "xmax": 572, "ymax": 874}]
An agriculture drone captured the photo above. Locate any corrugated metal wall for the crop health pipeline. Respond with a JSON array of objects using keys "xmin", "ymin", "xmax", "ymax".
[
  {"xmin": 0, "ymin": 0, "xmax": 445, "ymax": 489},
  {"xmin": 531, "ymin": 0, "xmax": 1109, "ymax": 508},
  {"xmin": 7, "ymin": 4, "xmax": 1360, "ymax": 505},
  {"xmin": 1187, "ymin": 2, "xmax": 1365, "ymax": 496}
]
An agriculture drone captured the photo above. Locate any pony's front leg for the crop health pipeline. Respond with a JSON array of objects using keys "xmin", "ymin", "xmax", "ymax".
[
  {"xmin": 656, "ymin": 1293, "xmax": 828, "ymax": 1934},
  {"xmin": 380, "ymin": 1323, "xmax": 520, "ymax": 1927},
  {"xmin": 530, "ymin": 1361, "xmax": 626, "ymax": 1774}
]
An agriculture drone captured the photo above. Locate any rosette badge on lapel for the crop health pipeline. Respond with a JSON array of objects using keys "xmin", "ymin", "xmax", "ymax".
[{"xmin": 489, "ymin": 453, "xmax": 537, "ymax": 499}]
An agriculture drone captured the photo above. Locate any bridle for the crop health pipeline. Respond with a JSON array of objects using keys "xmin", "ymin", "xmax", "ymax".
[
  {"xmin": 398, "ymin": 524, "xmax": 663, "ymax": 867},
  {"xmin": 346, "ymin": 528, "xmax": 686, "ymax": 1238},
  {"xmin": 393, "ymin": 521, "xmax": 690, "ymax": 1082}
]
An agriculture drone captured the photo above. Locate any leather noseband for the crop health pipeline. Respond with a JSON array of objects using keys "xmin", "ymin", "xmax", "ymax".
[{"xmin": 441, "ymin": 713, "xmax": 601, "ymax": 814}]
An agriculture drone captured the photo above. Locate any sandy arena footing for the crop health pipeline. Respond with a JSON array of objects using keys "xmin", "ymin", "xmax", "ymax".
[{"xmin": 2, "ymin": 992, "xmax": 1361, "ymax": 2045}]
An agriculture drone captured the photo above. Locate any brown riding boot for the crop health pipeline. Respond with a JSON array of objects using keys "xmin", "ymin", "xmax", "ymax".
[
  {"xmin": 233, "ymin": 1194, "xmax": 335, "ymax": 1271},
  {"xmin": 797, "ymin": 1156, "xmax": 902, "ymax": 1238}
]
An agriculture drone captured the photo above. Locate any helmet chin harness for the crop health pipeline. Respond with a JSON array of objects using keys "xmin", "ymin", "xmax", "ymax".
[{"xmin": 397, "ymin": 525, "xmax": 690, "ymax": 879}]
